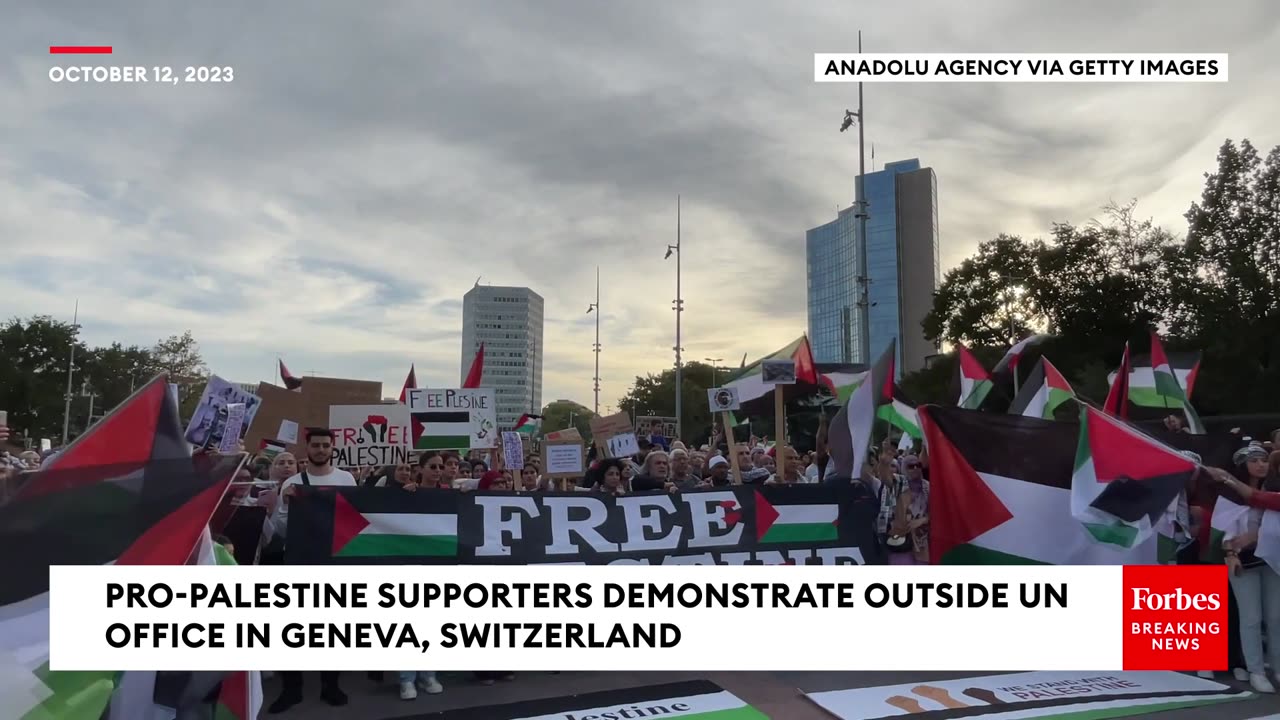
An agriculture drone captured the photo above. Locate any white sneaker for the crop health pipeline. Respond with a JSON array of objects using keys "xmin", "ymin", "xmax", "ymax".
[
  {"xmin": 1234, "ymin": 667, "xmax": 1250, "ymax": 682},
  {"xmin": 1196, "ymin": 671, "xmax": 1214, "ymax": 679},
  {"xmin": 1250, "ymin": 673, "xmax": 1276, "ymax": 694},
  {"xmin": 399, "ymin": 681, "xmax": 417, "ymax": 700},
  {"xmin": 418, "ymin": 676, "xmax": 443, "ymax": 695}
]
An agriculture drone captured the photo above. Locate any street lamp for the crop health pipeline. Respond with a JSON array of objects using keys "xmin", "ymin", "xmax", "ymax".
[
  {"xmin": 839, "ymin": 30, "xmax": 871, "ymax": 367},
  {"xmin": 666, "ymin": 196, "xmax": 684, "ymax": 440},
  {"xmin": 585, "ymin": 266, "xmax": 601, "ymax": 415},
  {"xmin": 705, "ymin": 357, "xmax": 723, "ymax": 387}
]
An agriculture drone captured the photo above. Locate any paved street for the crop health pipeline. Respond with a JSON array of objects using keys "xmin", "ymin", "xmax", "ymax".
[{"xmin": 261, "ymin": 670, "xmax": 1280, "ymax": 719}]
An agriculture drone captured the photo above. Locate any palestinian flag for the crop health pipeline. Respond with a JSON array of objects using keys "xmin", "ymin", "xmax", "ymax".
[
  {"xmin": 1103, "ymin": 342, "xmax": 1132, "ymax": 418},
  {"xmin": 722, "ymin": 336, "xmax": 821, "ymax": 405},
  {"xmin": 918, "ymin": 405, "xmax": 1160, "ymax": 565},
  {"xmin": 398, "ymin": 363, "xmax": 418, "ymax": 404},
  {"xmin": 992, "ymin": 333, "xmax": 1051, "ymax": 375},
  {"xmin": 1149, "ymin": 332, "xmax": 1205, "ymax": 434},
  {"xmin": 876, "ymin": 383, "xmax": 922, "ymax": 440},
  {"xmin": 955, "ymin": 344, "xmax": 993, "ymax": 410},
  {"xmin": 1071, "ymin": 403, "xmax": 1195, "ymax": 550},
  {"xmin": 278, "ymin": 359, "xmax": 302, "ymax": 390},
  {"xmin": 422, "ymin": 680, "xmax": 767, "ymax": 720},
  {"xmin": 1108, "ymin": 351, "xmax": 1202, "ymax": 408},
  {"xmin": 513, "ymin": 413, "xmax": 542, "ymax": 434},
  {"xmin": 190, "ymin": 530, "xmax": 264, "ymax": 720},
  {"xmin": 820, "ymin": 369, "xmax": 865, "ymax": 404},
  {"xmin": 828, "ymin": 340, "xmax": 896, "ymax": 478},
  {"xmin": 462, "ymin": 343, "xmax": 485, "ymax": 389},
  {"xmin": 1008, "ymin": 357, "xmax": 1076, "ymax": 419},
  {"xmin": 754, "ymin": 490, "xmax": 838, "ymax": 544},
  {"xmin": 286, "ymin": 488, "xmax": 464, "ymax": 563},
  {"xmin": 1206, "ymin": 495, "xmax": 1280, "ymax": 573},
  {"xmin": 0, "ymin": 376, "xmax": 243, "ymax": 720},
  {"xmin": 411, "ymin": 409, "xmax": 472, "ymax": 450}
]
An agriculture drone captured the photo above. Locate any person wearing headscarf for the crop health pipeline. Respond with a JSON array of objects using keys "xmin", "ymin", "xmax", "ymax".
[{"xmin": 477, "ymin": 470, "xmax": 510, "ymax": 492}]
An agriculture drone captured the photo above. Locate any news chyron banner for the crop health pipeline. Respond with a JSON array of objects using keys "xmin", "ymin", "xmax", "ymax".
[
  {"xmin": 284, "ymin": 486, "xmax": 882, "ymax": 566},
  {"xmin": 49, "ymin": 562, "xmax": 1230, "ymax": 673}
]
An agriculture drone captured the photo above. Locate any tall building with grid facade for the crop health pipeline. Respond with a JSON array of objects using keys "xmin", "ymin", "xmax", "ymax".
[
  {"xmin": 806, "ymin": 158, "xmax": 940, "ymax": 374},
  {"xmin": 460, "ymin": 286, "xmax": 544, "ymax": 430}
]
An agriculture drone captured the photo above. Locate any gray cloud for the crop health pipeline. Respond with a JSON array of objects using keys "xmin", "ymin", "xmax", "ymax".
[{"xmin": 3, "ymin": 0, "xmax": 1278, "ymax": 406}]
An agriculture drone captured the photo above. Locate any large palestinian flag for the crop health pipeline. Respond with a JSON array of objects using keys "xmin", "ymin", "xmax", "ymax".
[
  {"xmin": 875, "ymin": 384, "xmax": 922, "ymax": 441},
  {"xmin": 0, "ymin": 376, "xmax": 243, "ymax": 720},
  {"xmin": 918, "ymin": 406, "xmax": 1161, "ymax": 565},
  {"xmin": 1008, "ymin": 357, "xmax": 1076, "ymax": 419},
  {"xmin": 992, "ymin": 333, "xmax": 1051, "ymax": 375},
  {"xmin": 1071, "ymin": 403, "xmax": 1195, "ymax": 550},
  {"xmin": 418, "ymin": 680, "xmax": 767, "ymax": 719},
  {"xmin": 828, "ymin": 340, "xmax": 896, "ymax": 479},
  {"xmin": 1149, "ymin": 332, "xmax": 1205, "ymax": 434},
  {"xmin": 722, "ymin": 336, "xmax": 820, "ymax": 405}
]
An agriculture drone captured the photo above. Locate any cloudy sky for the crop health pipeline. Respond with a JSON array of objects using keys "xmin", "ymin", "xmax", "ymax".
[{"xmin": 3, "ymin": 1, "xmax": 1278, "ymax": 410}]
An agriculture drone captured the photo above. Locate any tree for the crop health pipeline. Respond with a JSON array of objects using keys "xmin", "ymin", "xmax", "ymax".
[
  {"xmin": 81, "ymin": 343, "xmax": 158, "ymax": 417},
  {"xmin": 616, "ymin": 361, "xmax": 717, "ymax": 444},
  {"xmin": 0, "ymin": 316, "xmax": 86, "ymax": 441},
  {"xmin": 923, "ymin": 235, "xmax": 1039, "ymax": 347},
  {"xmin": 539, "ymin": 399, "xmax": 596, "ymax": 441},
  {"xmin": 151, "ymin": 331, "xmax": 209, "ymax": 418}
]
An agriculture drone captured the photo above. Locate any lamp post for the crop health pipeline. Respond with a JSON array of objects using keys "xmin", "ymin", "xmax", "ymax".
[
  {"xmin": 840, "ymin": 31, "xmax": 871, "ymax": 367},
  {"xmin": 586, "ymin": 266, "xmax": 601, "ymax": 415},
  {"xmin": 665, "ymin": 196, "xmax": 683, "ymax": 440},
  {"xmin": 60, "ymin": 299, "xmax": 80, "ymax": 446},
  {"xmin": 705, "ymin": 357, "xmax": 723, "ymax": 387}
]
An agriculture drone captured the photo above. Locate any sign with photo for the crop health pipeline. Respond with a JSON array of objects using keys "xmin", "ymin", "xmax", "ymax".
[
  {"xmin": 707, "ymin": 386, "xmax": 741, "ymax": 413},
  {"xmin": 184, "ymin": 376, "xmax": 262, "ymax": 449},
  {"xmin": 328, "ymin": 404, "xmax": 412, "ymax": 469},
  {"xmin": 406, "ymin": 388, "xmax": 497, "ymax": 450},
  {"xmin": 761, "ymin": 359, "xmax": 796, "ymax": 385},
  {"xmin": 635, "ymin": 416, "xmax": 677, "ymax": 440}
]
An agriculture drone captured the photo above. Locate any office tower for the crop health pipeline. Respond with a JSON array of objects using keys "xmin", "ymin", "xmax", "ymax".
[
  {"xmin": 806, "ymin": 158, "xmax": 940, "ymax": 374},
  {"xmin": 460, "ymin": 285, "xmax": 544, "ymax": 430}
]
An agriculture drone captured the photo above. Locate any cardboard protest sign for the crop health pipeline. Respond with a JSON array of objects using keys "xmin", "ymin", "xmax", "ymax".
[
  {"xmin": 406, "ymin": 388, "xmax": 497, "ymax": 450},
  {"xmin": 184, "ymin": 376, "xmax": 262, "ymax": 448},
  {"xmin": 605, "ymin": 433, "xmax": 640, "ymax": 458},
  {"xmin": 589, "ymin": 411, "xmax": 632, "ymax": 441},
  {"xmin": 500, "ymin": 431, "xmax": 524, "ymax": 471},
  {"xmin": 329, "ymin": 404, "xmax": 411, "ymax": 469},
  {"xmin": 244, "ymin": 377, "xmax": 382, "ymax": 458},
  {"xmin": 543, "ymin": 427, "xmax": 583, "ymax": 443},
  {"xmin": 542, "ymin": 441, "xmax": 585, "ymax": 479}
]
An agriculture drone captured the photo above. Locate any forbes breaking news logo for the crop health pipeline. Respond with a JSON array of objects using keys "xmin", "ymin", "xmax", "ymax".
[{"xmin": 1122, "ymin": 565, "xmax": 1227, "ymax": 670}]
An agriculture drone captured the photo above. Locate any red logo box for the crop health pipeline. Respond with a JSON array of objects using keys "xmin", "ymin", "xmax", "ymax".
[{"xmin": 1123, "ymin": 565, "xmax": 1227, "ymax": 670}]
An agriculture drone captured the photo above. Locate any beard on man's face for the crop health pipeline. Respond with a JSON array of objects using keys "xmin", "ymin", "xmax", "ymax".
[{"xmin": 308, "ymin": 449, "xmax": 331, "ymax": 466}]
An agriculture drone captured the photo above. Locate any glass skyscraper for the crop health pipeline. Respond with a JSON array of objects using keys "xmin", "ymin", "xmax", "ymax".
[{"xmin": 806, "ymin": 158, "xmax": 940, "ymax": 374}]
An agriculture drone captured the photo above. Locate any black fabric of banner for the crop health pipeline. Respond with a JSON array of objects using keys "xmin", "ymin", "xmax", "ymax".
[{"xmin": 286, "ymin": 485, "xmax": 883, "ymax": 565}]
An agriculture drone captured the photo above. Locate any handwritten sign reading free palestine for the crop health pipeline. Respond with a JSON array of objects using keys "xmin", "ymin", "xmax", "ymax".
[
  {"xmin": 328, "ymin": 404, "xmax": 411, "ymax": 469},
  {"xmin": 406, "ymin": 388, "xmax": 497, "ymax": 450}
]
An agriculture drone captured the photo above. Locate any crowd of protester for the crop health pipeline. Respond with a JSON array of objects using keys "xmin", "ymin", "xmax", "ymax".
[{"xmin": 4, "ymin": 417, "xmax": 1280, "ymax": 708}]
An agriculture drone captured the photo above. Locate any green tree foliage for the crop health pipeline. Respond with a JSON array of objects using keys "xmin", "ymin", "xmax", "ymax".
[
  {"xmin": 538, "ymin": 399, "xmax": 596, "ymax": 441},
  {"xmin": 915, "ymin": 138, "xmax": 1280, "ymax": 414},
  {"xmin": 617, "ymin": 361, "xmax": 717, "ymax": 444},
  {"xmin": 0, "ymin": 318, "xmax": 210, "ymax": 443}
]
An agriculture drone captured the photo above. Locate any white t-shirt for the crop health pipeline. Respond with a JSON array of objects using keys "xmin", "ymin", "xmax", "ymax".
[
  {"xmin": 268, "ymin": 467, "xmax": 357, "ymax": 539},
  {"xmin": 805, "ymin": 459, "xmax": 835, "ymax": 483}
]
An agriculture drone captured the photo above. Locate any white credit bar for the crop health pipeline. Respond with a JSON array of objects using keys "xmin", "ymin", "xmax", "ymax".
[
  {"xmin": 814, "ymin": 53, "xmax": 1229, "ymax": 82},
  {"xmin": 49, "ymin": 564, "xmax": 1123, "ymax": 671}
]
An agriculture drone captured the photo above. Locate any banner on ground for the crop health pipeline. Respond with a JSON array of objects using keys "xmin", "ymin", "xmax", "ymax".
[
  {"xmin": 286, "ymin": 485, "xmax": 881, "ymax": 566},
  {"xmin": 183, "ymin": 376, "xmax": 262, "ymax": 448},
  {"xmin": 420, "ymin": 680, "xmax": 767, "ymax": 720},
  {"xmin": 328, "ymin": 404, "xmax": 411, "ymax": 469},
  {"xmin": 405, "ymin": 388, "xmax": 497, "ymax": 450},
  {"xmin": 804, "ymin": 670, "xmax": 1250, "ymax": 720}
]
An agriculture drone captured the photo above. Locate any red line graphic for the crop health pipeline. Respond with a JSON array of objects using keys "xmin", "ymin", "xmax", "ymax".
[{"xmin": 49, "ymin": 46, "xmax": 113, "ymax": 54}]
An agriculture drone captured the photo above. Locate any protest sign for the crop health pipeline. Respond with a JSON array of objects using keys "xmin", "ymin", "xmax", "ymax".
[
  {"xmin": 243, "ymin": 383, "xmax": 306, "ymax": 457},
  {"xmin": 543, "ymin": 427, "xmax": 583, "ymax": 443},
  {"xmin": 590, "ymin": 411, "xmax": 632, "ymax": 439},
  {"xmin": 707, "ymin": 386, "xmax": 741, "ymax": 413},
  {"xmin": 542, "ymin": 441, "xmax": 584, "ymax": 479},
  {"xmin": 184, "ymin": 376, "xmax": 262, "ymax": 448},
  {"xmin": 605, "ymin": 433, "xmax": 640, "ymax": 458},
  {"xmin": 501, "ymin": 431, "xmax": 524, "ymax": 471},
  {"xmin": 761, "ymin": 359, "xmax": 796, "ymax": 385},
  {"xmin": 635, "ymin": 416, "xmax": 677, "ymax": 442},
  {"xmin": 328, "ymin": 404, "xmax": 411, "ymax": 469},
  {"xmin": 406, "ymin": 388, "xmax": 497, "ymax": 450},
  {"xmin": 245, "ymin": 378, "xmax": 382, "ymax": 458},
  {"xmin": 277, "ymin": 419, "xmax": 299, "ymax": 444},
  {"xmin": 287, "ymin": 484, "xmax": 880, "ymax": 566},
  {"xmin": 216, "ymin": 404, "xmax": 247, "ymax": 453}
]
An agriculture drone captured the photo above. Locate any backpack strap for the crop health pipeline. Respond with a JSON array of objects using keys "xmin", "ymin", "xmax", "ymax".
[{"xmin": 299, "ymin": 471, "xmax": 311, "ymax": 487}]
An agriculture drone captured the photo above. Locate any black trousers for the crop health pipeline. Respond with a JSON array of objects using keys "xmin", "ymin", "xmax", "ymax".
[{"xmin": 279, "ymin": 671, "xmax": 341, "ymax": 695}]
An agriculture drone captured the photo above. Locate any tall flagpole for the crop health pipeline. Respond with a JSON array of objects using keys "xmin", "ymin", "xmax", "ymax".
[
  {"xmin": 674, "ymin": 196, "xmax": 683, "ymax": 441},
  {"xmin": 61, "ymin": 299, "xmax": 79, "ymax": 445},
  {"xmin": 593, "ymin": 266, "xmax": 601, "ymax": 415},
  {"xmin": 856, "ymin": 31, "xmax": 871, "ymax": 367}
]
